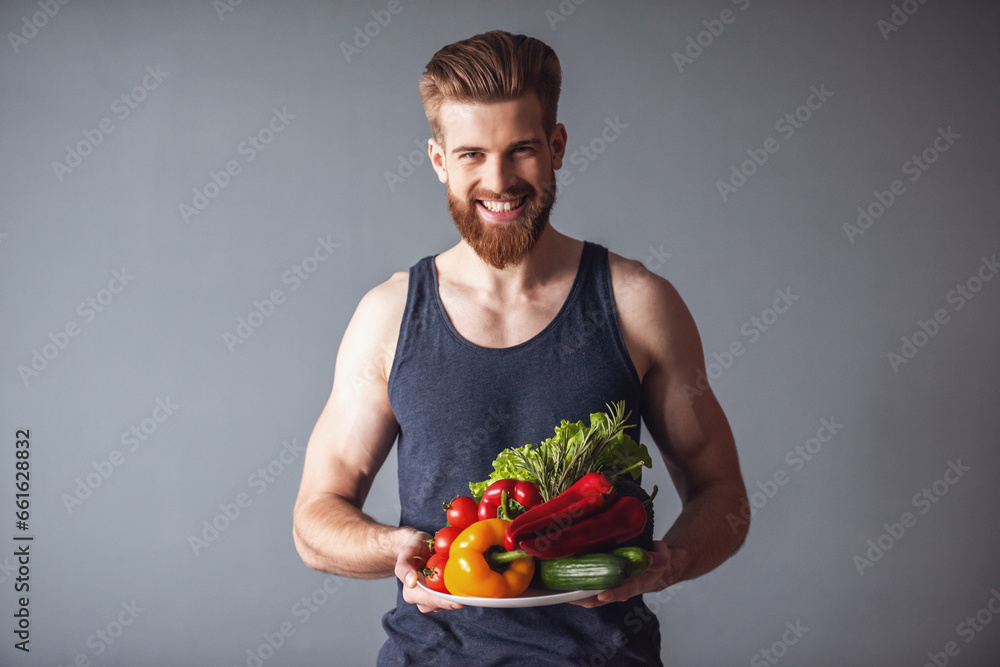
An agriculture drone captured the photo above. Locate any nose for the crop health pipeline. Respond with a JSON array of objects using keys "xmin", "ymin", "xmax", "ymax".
[{"xmin": 480, "ymin": 154, "xmax": 518, "ymax": 196}]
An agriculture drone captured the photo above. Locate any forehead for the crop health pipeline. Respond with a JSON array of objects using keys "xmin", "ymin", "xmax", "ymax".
[{"xmin": 438, "ymin": 94, "xmax": 545, "ymax": 146}]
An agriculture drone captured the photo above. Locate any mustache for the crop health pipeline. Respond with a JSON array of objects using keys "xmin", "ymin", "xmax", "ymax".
[{"xmin": 468, "ymin": 186, "xmax": 535, "ymax": 201}]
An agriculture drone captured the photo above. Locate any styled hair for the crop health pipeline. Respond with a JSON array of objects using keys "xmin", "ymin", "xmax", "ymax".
[{"xmin": 419, "ymin": 30, "xmax": 562, "ymax": 146}]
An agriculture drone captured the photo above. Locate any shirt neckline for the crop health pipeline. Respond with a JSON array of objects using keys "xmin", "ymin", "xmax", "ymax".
[{"xmin": 429, "ymin": 242, "xmax": 592, "ymax": 353}]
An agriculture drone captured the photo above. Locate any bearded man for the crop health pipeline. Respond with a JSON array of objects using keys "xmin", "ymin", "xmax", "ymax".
[{"xmin": 293, "ymin": 30, "xmax": 749, "ymax": 665}]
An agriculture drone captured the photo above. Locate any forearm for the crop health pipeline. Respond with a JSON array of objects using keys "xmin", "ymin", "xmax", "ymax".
[
  {"xmin": 659, "ymin": 482, "xmax": 749, "ymax": 584},
  {"xmin": 293, "ymin": 492, "xmax": 420, "ymax": 579}
]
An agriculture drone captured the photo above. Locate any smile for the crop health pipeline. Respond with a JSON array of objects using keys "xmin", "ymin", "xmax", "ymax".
[{"xmin": 477, "ymin": 195, "xmax": 528, "ymax": 214}]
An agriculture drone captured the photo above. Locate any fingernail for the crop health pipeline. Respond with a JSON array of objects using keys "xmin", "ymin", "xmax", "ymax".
[{"xmin": 405, "ymin": 572, "xmax": 416, "ymax": 587}]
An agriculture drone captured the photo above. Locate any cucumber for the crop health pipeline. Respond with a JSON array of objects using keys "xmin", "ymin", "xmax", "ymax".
[
  {"xmin": 537, "ymin": 553, "xmax": 630, "ymax": 590},
  {"xmin": 611, "ymin": 547, "xmax": 651, "ymax": 577}
]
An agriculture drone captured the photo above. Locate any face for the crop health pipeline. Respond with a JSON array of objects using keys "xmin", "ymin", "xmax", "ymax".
[{"xmin": 429, "ymin": 94, "xmax": 567, "ymax": 269}]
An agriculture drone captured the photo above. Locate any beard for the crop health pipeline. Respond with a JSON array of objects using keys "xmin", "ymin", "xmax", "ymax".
[{"xmin": 447, "ymin": 176, "xmax": 557, "ymax": 270}]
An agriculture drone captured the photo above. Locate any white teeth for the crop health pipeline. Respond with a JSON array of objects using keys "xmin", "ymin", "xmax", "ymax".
[{"xmin": 481, "ymin": 197, "xmax": 523, "ymax": 212}]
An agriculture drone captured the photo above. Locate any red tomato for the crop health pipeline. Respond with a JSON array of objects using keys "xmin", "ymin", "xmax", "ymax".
[
  {"xmin": 423, "ymin": 553, "xmax": 449, "ymax": 594},
  {"xmin": 444, "ymin": 496, "xmax": 478, "ymax": 530},
  {"xmin": 514, "ymin": 481, "xmax": 543, "ymax": 509},
  {"xmin": 433, "ymin": 525, "xmax": 463, "ymax": 559}
]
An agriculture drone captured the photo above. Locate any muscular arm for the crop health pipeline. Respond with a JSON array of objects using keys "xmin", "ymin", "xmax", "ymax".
[
  {"xmin": 292, "ymin": 277, "xmax": 410, "ymax": 578},
  {"xmin": 580, "ymin": 257, "xmax": 749, "ymax": 604},
  {"xmin": 292, "ymin": 274, "xmax": 462, "ymax": 612},
  {"xmin": 641, "ymin": 299, "xmax": 748, "ymax": 584}
]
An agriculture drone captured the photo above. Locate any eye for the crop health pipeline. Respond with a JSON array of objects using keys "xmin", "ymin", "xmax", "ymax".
[{"xmin": 460, "ymin": 151, "xmax": 483, "ymax": 159}]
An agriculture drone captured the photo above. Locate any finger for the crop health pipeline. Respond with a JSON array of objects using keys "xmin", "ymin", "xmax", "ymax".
[
  {"xmin": 567, "ymin": 593, "xmax": 605, "ymax": 608},
  {"xmin": 396, "ymin": 553, "xmax": 428, "ymax": 586},
  {"xmin": 409, "ymin": 591, "xmax": 462, "ymax": 613},
  {"xmin": 596, "ymin": 583, "xmax": 633, "ymax": 604},
  {"xmin": 419, "ymin": 586, "xmax": 465, "ymax": 611},
  {"xmin": 570, "ymin": 598, "xmax": 607, "ymax": 608}
]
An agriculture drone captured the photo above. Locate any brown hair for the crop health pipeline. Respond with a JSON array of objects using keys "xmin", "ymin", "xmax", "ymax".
[{"xmin": 419, "ymin": 30, "xmax": 562, "ymax": 146}]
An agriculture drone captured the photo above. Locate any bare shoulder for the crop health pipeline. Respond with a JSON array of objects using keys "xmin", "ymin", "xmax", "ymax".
[
  {"xmin": 608, "ymin": 251, "xmax": 692, "ymax": 328},
  {"xmin": 607, "ymin": 251, "xmax": 703, "ymax": 377},
  {"xmin": 358, "ymin": 270, "xmax": 409, "ymax": 321},
  {"xmin": 342, "ymin": 270, "xmax": 410, "ymax": 382}
]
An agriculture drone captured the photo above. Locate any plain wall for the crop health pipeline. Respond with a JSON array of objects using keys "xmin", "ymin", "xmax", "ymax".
[{"xmin": 2, "ymin": 1, "xmax": 998, "ymax": 665}]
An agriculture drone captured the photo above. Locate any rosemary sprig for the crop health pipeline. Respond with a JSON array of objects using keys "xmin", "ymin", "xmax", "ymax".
[{"xmin": 511, "ymin": 401, "xmax": 634, "ymax": 501}]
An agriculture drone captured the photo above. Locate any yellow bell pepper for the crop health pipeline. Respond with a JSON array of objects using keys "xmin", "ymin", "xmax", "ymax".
[{"xmin": 443, "ymin": 518, "xmax": 535, "ymax": 598}]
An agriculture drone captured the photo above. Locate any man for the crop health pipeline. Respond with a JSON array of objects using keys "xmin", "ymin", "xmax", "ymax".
[{"xmin": 293, "ymin": 30, "xmax": 749, "ymax": 665}]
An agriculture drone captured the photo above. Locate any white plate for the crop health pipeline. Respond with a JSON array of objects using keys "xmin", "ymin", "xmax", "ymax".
[{"xmin": 417, "ymin": 582, "xmax": 604, "ymax": 608}]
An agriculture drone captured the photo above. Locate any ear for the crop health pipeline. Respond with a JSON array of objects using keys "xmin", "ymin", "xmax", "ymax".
[
  {"xmin": 549, "ymin": 123, "xmax": 568, "ymax": 171},
  {"xmin": 429, "ymin": 137, "xmax": 448, "ymax": 184}
]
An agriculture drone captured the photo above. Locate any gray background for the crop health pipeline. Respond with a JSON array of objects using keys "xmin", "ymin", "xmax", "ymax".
[{"xmin": 2, "ymin": 0, "xmax": 999, "ymax": 665}]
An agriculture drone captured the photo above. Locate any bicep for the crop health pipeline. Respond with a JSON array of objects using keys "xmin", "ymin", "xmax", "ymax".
[
  {"xmin": 296, "ymin": 290, "xmax": 403, "ymax": 512},
  {"xmin": 636, "ymin": 281, "xmax": 743, "ymax": 502}
]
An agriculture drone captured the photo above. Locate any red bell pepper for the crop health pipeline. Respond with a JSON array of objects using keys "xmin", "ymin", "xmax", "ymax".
[
  {"xmin": 518, "ymin": 494, "xmax": 648, "ymax": 559},
  {"xmin": 504, "ymin": 472, "xmax": 617, "ymax": 551}
]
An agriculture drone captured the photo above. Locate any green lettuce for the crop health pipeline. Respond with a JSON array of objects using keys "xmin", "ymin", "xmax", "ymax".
[
  {"xmin": 469, "ymin": 445, "xmax": 540, "ymax": 499},
  {"xmin": 468, "ymin": 403, "xmax": 653, "ymax": 501}
]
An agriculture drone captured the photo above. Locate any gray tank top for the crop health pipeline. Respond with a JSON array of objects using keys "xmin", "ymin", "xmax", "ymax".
[{"xmin": 379, "ymin": 241, "xmax": 662, "ymax": 666}]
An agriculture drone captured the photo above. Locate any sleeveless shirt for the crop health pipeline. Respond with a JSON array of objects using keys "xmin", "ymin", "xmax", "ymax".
[{"xmin": 378, "ymin": 241, "xmax": 663, "ymax": 666}]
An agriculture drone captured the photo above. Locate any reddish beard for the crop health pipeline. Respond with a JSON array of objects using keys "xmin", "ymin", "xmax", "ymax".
[{"xmin": 447, "ymin": 181, "xmax": 557, "ymax": 270}]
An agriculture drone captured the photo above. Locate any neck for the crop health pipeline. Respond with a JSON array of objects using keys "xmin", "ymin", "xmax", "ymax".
[{"xmin": 446, "ymin": 223, "xmax": 582, "ymax": 296}]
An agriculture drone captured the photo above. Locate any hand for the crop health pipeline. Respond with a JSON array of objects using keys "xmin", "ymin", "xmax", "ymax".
[
  {"xmin": 394, "ymin": 529, "xmax": 464, "ymax": 613},
  {"xmin": 569, "ymin": 541, "xmax": 684, "ymax": 608}
]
